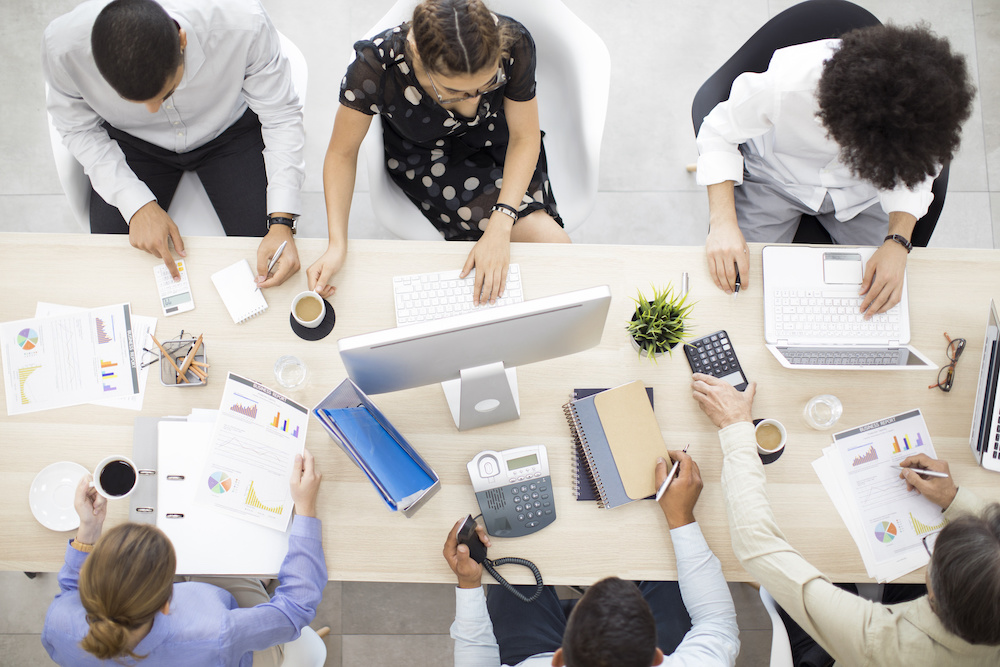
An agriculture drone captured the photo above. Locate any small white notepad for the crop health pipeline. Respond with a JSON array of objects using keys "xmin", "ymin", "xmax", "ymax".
[{"xmin": 211, "ymin": 260, "xmax": 268, "ymax": 324}]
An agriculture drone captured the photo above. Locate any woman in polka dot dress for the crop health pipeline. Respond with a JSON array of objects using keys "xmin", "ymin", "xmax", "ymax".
[{"xmin": 306, "ymin": 0, "xmax": 569, "ymax": 304}]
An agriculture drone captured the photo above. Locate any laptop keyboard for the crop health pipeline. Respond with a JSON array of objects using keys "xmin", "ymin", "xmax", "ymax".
[
  {"xmin": 779, "ymin": 348, "xmax": 903, "ymax": 366},
  {"xmin": 773, "ymin": 290, "xmax": 902, "ymax": 338},
  {"xmin": 393, "ymin": 264, "xmax": 523, "ymax": 326}
]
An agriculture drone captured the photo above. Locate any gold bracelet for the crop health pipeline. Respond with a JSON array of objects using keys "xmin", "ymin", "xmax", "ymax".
[{"xmin": 71, "ymin": 539, "xmax": 95, "ymax": 553}]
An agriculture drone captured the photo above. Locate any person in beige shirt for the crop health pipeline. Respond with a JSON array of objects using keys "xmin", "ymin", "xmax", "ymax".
[{"xmin": 689, "ymin": 373, "xmax": 1000, "ymax": 666}]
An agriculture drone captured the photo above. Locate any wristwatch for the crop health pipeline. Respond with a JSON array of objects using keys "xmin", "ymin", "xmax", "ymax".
[
  {"xmin": 883, "ymin": 234, "xmax": 912, "ymax": 253},
  {"xmin": 267, "ymin": 215, "xmax": 297, "ymax": 235}
]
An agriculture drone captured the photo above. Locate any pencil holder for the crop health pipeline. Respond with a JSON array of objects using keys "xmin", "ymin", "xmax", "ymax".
[{"xmin": 159, "ymin": 338, "xmax": 208, "ymax": 387}]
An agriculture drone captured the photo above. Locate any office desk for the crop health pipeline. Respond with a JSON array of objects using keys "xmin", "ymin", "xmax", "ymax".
[{"xmin": 2, "ymin": 232, "xmax": 999, "ymax": 584}]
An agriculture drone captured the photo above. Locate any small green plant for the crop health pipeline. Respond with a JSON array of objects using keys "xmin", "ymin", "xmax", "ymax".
[{"xmin": 626, "ymin": 284, "xmax": 695, "ymax": 362}]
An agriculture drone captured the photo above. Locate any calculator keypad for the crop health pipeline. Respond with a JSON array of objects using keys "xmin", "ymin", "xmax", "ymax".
[{"xmin": 685, "ymin": 331, "xmax": 748, "ymax": 390}]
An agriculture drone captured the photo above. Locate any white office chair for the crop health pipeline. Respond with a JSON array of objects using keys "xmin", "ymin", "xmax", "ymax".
[
  {"xmin": 759, "ymin": 586, "xmax": 794, "ymax": 667},
  {"xmin": 46, "ymin": 32, "xmax": 308, "ymax": 236},
  {"xmin": 280, "ymin": 625, "xmax": 329, "ymax": 667},
  {"xmin": 357, "ymin": 0, "xmax": 610, "ymax": 239}
]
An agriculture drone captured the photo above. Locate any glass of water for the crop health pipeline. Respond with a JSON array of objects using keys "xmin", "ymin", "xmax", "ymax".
[
  {"xmin": 803, "ymin": 394, "xmax": 843, "ymax": 430},
  {"xmin": 274, "ymin": 355, "xmax": 307, "ymax": 389}
]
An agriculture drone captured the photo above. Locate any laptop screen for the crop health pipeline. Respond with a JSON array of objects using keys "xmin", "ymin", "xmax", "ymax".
[{"xmin": 971, "ymin": 300, "xmax": 1000, "ymax": 459}]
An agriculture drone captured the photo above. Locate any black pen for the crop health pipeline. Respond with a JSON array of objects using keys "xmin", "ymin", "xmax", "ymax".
[{"xmin": 733, "ymin": 263, "xmax": 741, "ymax": 297}]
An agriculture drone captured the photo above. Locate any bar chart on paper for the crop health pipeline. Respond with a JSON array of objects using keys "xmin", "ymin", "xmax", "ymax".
[{"xmin": 196, "ymin": 373, "xmax": 308, "ymax": 531}]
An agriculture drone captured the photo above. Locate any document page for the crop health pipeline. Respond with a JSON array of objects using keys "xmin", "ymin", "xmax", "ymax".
[
  {"xmin": 196, "ymin": 373, "xmax": 308, "ymax": 531},
  {"xmin": 1, "ymin": 303, "xmax": 139, "ymax": 415},
  {"xmin": 828, "ymin": 409, "xmax": 944, "ymax": 579}
]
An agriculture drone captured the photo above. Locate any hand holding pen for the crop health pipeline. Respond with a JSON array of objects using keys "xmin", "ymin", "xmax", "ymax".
[
  {"xmin": 896, "ymin": 453, "xmax": 958, "ymax": 510},
  {"xmin": 655, "ymin": 446, "xmax": 702, "ymax": 529}
]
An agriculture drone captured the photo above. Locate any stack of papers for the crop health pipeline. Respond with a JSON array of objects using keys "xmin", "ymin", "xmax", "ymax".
[
  {"xmin": 1, "ymin": 302, "xmax": 154, "ymax": 415},
  {"xmin": 812, "ymin": 409, "xmax": 947, "ymax": 582}
]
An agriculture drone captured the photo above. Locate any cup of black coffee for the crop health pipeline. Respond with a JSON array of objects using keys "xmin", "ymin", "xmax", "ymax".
[{"xmin": 90, "ymin": 456, "xmax": 138, "ymax": 499}]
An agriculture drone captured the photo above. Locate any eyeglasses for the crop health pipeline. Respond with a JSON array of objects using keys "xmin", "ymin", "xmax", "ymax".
[
  {"xmin": 928, "ymin": 332, "xmax": 966, "ymax": 392},
  {"xmin": 426, "ymin": 65, "xmax": 507, "ymax": 104},
  {"xmin": 923, "ymin": 531, "xmax": 939, "ymax": 556}
]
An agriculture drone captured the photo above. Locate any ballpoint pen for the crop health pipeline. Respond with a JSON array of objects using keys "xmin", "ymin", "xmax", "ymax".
[
  {"xmin": 256, "ymin": 240, "xmax": 288, "ymax": 292},
  {"xmin": 655, "ymin": 444, "xmax": 690, "ymax": 501},
  {"xmin": 681, "ymin": 272, "xmax": 689, "ymax": 299},
  {"xmin": 890, "ymin": 465, "xmax": 950, "ymax": 479},
  {"xmin": 733, "ymin": 262, "xmax": 741, "ymax": 297}
]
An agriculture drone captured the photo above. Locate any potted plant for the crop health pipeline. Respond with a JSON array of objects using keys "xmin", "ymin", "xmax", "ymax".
[{"xmin": 626, "ymin": 284, "xmax": 694, "ymax": 361}]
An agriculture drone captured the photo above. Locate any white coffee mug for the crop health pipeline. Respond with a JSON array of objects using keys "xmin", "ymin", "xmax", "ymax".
[
  {"xmin": 754, "ymin": 419, "xmax": 787, "ymax": 457},
  {"xmin": 291, "ymin": 291, "xmax": 326, "ymax": 329},
  {"xmin": 90, "ymin": 455, "xmax": 139, "ymax": 500}
]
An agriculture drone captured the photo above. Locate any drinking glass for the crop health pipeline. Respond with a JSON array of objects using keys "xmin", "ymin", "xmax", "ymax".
[
  {"xmin": 274, "ymin": 355, "xmax": 307, "ymax": 389},
  {"xmin": 803, "ymin": 394, "xmax": 843, "ymax": 430}
]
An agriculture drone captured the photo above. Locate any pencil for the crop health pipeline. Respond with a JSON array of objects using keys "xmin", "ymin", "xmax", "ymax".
[
  {"xmin": 175, "ymin": 334, "xmax": 203, "ymax": 383},
  {"xmin": 151, "ymin": 335, "xmax": 187, "ymax": 383}
]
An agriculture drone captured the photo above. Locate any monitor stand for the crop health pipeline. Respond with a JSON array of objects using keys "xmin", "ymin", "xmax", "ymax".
[{"xmin": 441, "ymin": 361, "xmax": 520, "ymax": 430}]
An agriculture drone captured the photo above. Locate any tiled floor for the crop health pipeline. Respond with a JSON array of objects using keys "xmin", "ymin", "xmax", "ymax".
[{"xmin": 2, "ymin": 0, "xmax": 998, "ymax": 665}]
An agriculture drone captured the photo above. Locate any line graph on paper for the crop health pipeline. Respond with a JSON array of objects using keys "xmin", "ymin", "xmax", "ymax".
[{"xmin": 215, "ymin": 434, "xmax": 286, "ymax": 476}]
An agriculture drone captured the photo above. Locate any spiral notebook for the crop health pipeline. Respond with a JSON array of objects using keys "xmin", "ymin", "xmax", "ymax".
[
  {"xmin": 563, "ymin": 380, "xmax": 668, "ymax": 508},
  {"xmin": 211, "ymin": 259, "xmax": 268, "ymax": 324},
  {"xmin": 570, "ymin": 387, "xmax": 653, "ymax": 501}
]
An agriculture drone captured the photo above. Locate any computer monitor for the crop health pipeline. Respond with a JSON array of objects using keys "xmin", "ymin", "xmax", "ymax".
[{"xmin": 338, "ymin": 285, "xmax": 612, "ymax": 430}]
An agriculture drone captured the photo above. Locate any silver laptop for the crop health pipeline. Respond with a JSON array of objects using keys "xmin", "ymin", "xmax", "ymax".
[
  {"xmin": 969, "ymin": 299, "xmax": 1000, "ymax": 472},
  {"xmin": 762, "ymin": 245, "xmax": 934, "ymax": 370}
]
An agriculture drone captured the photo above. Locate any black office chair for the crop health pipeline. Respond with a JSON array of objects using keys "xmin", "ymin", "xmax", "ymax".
[{"xmin": 690, "ymin": 0, "xmax": 945, "ymax": 248}]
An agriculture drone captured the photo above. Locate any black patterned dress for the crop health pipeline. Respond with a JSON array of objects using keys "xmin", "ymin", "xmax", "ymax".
[{"xmin": 339, "ymin": 16, "xmax": 561, "ymax": 240}]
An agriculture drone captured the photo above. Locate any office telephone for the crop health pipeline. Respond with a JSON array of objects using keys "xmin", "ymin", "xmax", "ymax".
[
  {"xmin": 456, "ymin": 515, "xmax": 543, "ymax": 603},
  {"xmin": 467, "ymin": 445, "xmax": 556, "ymax": 537}
]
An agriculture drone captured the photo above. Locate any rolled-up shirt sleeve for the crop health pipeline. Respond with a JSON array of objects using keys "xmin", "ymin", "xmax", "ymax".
[
  {"xmin": 695, "ymin": 68, "xmax": 778, "ymax": 187},
  {"xmin": 451, "ymin": 586, "xmax": 501, "ymax": 666},
  {"xmin": 878, "ymin": 173, "xmax": 936, "ymax": 221}
]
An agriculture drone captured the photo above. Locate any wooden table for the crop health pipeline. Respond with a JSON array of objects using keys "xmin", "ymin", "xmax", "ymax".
[{"xmin": 2, "ymin": 232, "xmax": 998, "ymax": 584}]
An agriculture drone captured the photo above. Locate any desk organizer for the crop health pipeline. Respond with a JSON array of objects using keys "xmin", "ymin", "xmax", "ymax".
[
  {"xmin": 158, "ymin": 338, "xmax": 207, "ymax": 387},
  {"xmin": 313, "ymin": 379, "xmax": 439, "ymax": 517}
]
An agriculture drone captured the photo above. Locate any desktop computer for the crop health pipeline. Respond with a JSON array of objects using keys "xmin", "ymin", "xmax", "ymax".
[{"xmin": 338, "ymin": 285, "xmax": 612, "ymax": 430}]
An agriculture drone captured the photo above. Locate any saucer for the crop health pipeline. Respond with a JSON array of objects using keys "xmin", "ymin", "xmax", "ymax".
[
  {"xmin": 290, "ymin": 299, "xmax": 336, "ymax": 341},
  {"xmin": 30, "ymin": 461, "xmax": 89, "ymax": 532}
]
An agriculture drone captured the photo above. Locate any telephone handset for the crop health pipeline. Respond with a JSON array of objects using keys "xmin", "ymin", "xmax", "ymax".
[{"xmin": 456, "ymin": 515, "xmax": 543, "ymax": 603}]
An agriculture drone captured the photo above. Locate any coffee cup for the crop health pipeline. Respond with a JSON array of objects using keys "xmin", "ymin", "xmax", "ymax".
[
  {"xmin": 291, "ymin": 291, "xmax": 326, "ymax": 329},
  {"xmin": 90, "ymin": 455, "xmax": 138, "ymax": 499},
  {"xmin": 754, "ymin": 419, "xmax": 787, "ymax": 463}
]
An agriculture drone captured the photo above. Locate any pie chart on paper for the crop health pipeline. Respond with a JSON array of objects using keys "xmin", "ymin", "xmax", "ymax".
[
  {"xmin": 874, "ymin": 521, "xmax": 898, "ymax": 544},
  {"xmin": 207, "ymin": 472, "xmax": 233, "ymax": 494},
  {"xmin": 17, "ymin": 328, "xmax": 38, "ymax": 351}
]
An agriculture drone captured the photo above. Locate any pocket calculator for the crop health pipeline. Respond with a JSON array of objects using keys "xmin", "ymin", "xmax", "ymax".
[
  {"xmin": 153, "ymin": 260, "xmax": 195, "ymax": 316},
  {"xmin": 684, "ymin": 330, "xmax": 748, "ymax": 391},
  {"xmin": 467, "ymin": 445, "xmax": 556, "ymax": 537}
]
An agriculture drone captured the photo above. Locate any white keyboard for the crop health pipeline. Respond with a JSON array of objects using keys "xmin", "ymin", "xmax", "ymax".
[
  {"xmin": 773, "ymin": 290, "xmax": 902, "ymax": 339},
  {"xmin": 393, "ymin": 264, "xmax": 523, "ymax": 326}
]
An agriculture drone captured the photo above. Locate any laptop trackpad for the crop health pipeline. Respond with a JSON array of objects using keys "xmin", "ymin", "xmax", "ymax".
[{"xmin": 823, "ymin": 252, "xmax": 863, "ymax": 285}]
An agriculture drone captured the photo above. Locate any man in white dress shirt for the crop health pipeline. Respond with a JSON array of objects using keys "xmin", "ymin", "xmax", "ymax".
[
  {"xmin": 696, "ymin": 24, "xmax": 973, "ymax": 316},
  {"xmin": 43, "ymin": 0, "xmax": 304, "ymax": 285},
  {"xmin": 445, "ymin": 453, "xmax": 740, "ymax": 667}
]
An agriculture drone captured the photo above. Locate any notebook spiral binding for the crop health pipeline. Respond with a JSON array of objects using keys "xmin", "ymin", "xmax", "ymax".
[
  {"xmin": 563, "ymin": 401, "xmax": 607, "ymax": 508},
  {"xmin": 239, "ymin": 304, "xmax": 267, "ymax": 323}
]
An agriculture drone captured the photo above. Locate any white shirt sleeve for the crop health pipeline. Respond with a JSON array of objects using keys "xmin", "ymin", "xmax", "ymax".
[
  {"xmin": 695, "ymin": 67, "xmax": 778, "ymax": 187},
  {"xmin": 241, "ymin": 16, "xmax": 305, "ymax": 217},
  {"xmin": 42, "ymin": 31, "xmax": 157, "ymax": 223},
  {"xmin": 451, "ymin": 586, "xmax": 502, "ymax": 667},
  {"xmin": 662, "ymin": 522, "xmax": 741, "ymax": 667},
  {"xmin": 878, "ymin": 173, "xmax": 936, "ymax": 221}
]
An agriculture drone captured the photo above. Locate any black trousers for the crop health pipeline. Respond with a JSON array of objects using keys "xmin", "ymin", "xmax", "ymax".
[
  {"xmin": 487, "ymin": 582, "xmax": 692, "ymax": 666},
  {"xmin": 89, "ymin": 109, "xmax": 267, "ymax": 237},
  {"xmin": 780, "ymin": 583, "xmax": 928, "ymax": 667}
]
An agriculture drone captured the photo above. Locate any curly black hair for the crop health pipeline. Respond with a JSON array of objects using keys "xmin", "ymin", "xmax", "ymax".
[{"xmin": 817, "ymin": 24, "xmax": 975, "ymax": 191}]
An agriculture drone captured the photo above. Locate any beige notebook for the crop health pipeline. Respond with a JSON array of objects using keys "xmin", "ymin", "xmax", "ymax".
[
  {"xmin": 211, "ymin": 259, "xmax": 268, "ymax": 324},
  {"xmin": 593, "ymin": 380, "xmax": 669, "ymax": 499}
]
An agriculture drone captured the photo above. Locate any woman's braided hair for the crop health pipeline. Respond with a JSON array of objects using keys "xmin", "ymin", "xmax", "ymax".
[{"xmin": 412, "ymin": 0, "xmax": 515, "ymax": 75}]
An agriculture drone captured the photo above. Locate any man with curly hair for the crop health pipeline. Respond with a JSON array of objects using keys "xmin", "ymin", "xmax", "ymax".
[{"xmin": 696, "ymin": 24, "xmax": 974, "ymax": 316}]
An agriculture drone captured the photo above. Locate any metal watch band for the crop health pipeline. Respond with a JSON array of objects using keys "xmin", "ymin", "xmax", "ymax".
[
  {"xmin": 267, "ymin": 215, "xmax": 296, "ymax": 235},
  {"xmin": 884, "ymin": 234, "xmax": 912, "ymax": 253}
]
